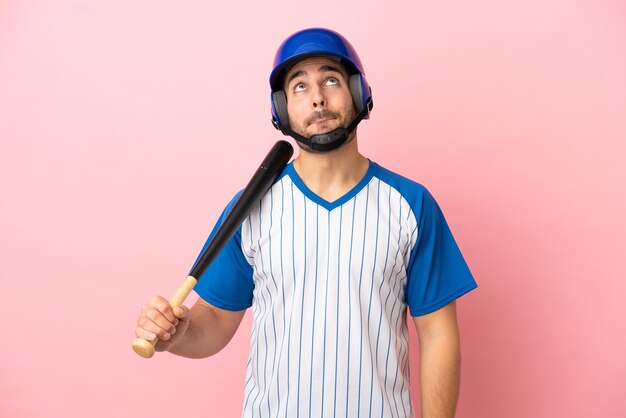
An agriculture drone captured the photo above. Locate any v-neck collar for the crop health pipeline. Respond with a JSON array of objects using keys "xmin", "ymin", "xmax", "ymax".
[{"xmin": 284, "ymin": 159, "xmax": 377, "ymax": 211}]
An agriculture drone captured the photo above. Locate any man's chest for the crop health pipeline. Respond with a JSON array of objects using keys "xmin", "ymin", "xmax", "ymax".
[{"xmin": 240, "ymin": 181, "xmax": 417, "ymax": 303}]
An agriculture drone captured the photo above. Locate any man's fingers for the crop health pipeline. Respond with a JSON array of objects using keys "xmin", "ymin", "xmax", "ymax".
[
  {"xmin": 135, "ymin": 326, "xmax": 158, "ymax": 342},
  {"xmin": 137, "ymin": 317, "xmax": 170, "ymax": 341},
  {"xmin": 135, "ymin": 296, "xmax": 190, "ymax": 347},
  {"xmin": 139, "ymin": 306, "xmax": 177, "ymax": 339},
  {"xmin": 149, "ymin": 295, "xmax": 178, "ymax": 324},
  {"xmin": 173, "ymin": 305, "xmax": 190, "ymax": 320}
]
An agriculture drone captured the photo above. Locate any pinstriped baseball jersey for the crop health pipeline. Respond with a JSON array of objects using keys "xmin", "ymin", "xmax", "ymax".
[{"xmin": 193, "ymin": 160, "xmax": 477, "ymax": 418}]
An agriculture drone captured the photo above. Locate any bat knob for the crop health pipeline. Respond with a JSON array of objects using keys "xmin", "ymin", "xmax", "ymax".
[{"xmin": 132, "ymin": 338, "xmax": 156, "ymax": 358}]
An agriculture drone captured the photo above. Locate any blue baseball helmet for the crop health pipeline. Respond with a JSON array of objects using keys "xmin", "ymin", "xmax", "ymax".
[{"xmin": 270, "ymin": 28, "xmax": 373, "ymax": 136}]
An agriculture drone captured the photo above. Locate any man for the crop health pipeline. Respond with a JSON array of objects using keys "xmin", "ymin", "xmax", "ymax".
[{"xmin": 135, "ymin": 28, "xmax": 477, "ymax": 417}]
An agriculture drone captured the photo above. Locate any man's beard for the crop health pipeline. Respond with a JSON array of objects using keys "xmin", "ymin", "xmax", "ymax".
[{"xmin": 290, "ymin": 108, "xmax": 357, "ymax": 154}]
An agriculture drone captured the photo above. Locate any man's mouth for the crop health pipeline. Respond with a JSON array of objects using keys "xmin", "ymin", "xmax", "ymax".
[
  {"xmin": 307, "ymin": 111, "xmax": 338, "ymax": 126},
  {"xmin": 311, "ymin": 118, "xmax": 331, "ymax": 124}
]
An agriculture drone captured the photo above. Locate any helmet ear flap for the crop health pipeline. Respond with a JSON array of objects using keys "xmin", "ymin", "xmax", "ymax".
[
  {"xmin": 271, "ymin": 90, "xmax": 290, "ymax": 131},
  {"xmin": 349, "ymin": 74, "xmax": 372, "ymax": 119},
  {"xmin": 349, "ymin": 74, "xmax": 365, "ymax": 114}
]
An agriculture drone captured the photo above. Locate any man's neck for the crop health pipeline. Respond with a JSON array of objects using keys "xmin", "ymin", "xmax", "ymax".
[{"xmin": 292, "ymin": 136, "xmax": 369, "ymax": 202}]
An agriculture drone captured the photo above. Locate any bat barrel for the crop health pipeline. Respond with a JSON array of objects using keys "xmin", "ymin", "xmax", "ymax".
[{"xmin": 188, "ymin": 140, "xmax": 293, "ymax": 279}]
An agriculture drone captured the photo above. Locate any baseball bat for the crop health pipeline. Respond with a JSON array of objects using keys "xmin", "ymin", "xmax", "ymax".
[{"xmin": 132, "ymin": 140, "xmax": 294, "ymax": 358}]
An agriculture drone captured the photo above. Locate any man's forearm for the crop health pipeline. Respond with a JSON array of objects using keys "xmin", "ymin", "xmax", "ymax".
[
  {"xmin": 157, "ymin": 303, "xmax": 238, "ymax": 359},
  {"xmin": 418, "ymin": 334, "xmax": 462, "ymax": 418}
]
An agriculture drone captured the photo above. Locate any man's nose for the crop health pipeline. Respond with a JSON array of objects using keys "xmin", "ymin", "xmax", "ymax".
[{"xmin": 311, "ymin": 85, "xmax": 326, "ymax": 109}]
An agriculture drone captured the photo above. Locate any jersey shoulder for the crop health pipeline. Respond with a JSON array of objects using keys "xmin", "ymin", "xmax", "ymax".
[{"xmin": 370, "ymin": 161, "xmax": 433, "ymax": 213}]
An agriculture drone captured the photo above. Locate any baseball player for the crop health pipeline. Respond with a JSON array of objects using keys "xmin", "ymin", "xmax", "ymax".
[{"xmin": 135, "ymin": 28, "xmax": 478, "ymax": 418}]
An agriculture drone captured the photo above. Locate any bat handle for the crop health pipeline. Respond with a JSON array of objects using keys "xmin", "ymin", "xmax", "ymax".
[{"xmin": 131, "ymin": 275, "xmax": 198, "ymax": 358}]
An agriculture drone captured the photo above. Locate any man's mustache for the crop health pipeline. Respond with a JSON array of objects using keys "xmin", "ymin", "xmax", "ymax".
[{"xmin": 306, "ymin": 110, "xmax": 339, "ymax": 125}]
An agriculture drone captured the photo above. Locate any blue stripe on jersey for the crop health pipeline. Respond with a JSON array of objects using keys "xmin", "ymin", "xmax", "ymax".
[
  {"xmin": 250, "ymin": 200, "xmax": 266, "ymax": 417},
  {"xmin": 284, "ymin": 180, "xmax": 295, "ymax": 418},
  {"xmin": 332, "ymin": 204, "xmax": 343, "ymax": 415},
  {"xmin": 296, "ymin": 191, "xmax": 308, "ymax": 416},
  {"xmin": 345, "ymin": 198, "xmax": 356, "ymax": 418},
  {"xmin": 320, "ymin": 209, "xmax": 331, "ymax": 414},
  {"xmin": 273, "ymin": 179, "xmax": 286, "ymax": 412},
  {"xmin": 266, "ymin": 187, "xmax": 278, "ymax": 416},
  {"xmin": 257, "ymin": 200, "xmax": 269, "ymax": 418},
  {"xmin": 356, "ymin": 184, "xmax": 370, "ymax": 416},
  {"xmin": 367, "ymin": 179, "xmax": 381, "ymax": 417},
  {"xmin": 374, "ymin": 183, "xmax": 393, "ymax": 417},
  {"xmin": 307, "ymin": 204, "xmax": 319, "ymax": 417}
]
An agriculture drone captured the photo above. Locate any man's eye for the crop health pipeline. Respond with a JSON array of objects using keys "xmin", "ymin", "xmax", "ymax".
[
  {"xmin": 294, "ymin": 83, "xmax": 306, "ymax": 92},
  {"xmin": 326, "ymin": 77, "xmax": 338, "ymax": 85}
]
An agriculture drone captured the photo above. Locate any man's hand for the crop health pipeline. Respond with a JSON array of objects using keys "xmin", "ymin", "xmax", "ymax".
[{"xmin": 135, "ymin": 296, "xmax": 191, "ymax": 352}]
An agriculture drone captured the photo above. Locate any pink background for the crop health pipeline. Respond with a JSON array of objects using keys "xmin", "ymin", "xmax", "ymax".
[{"xmin": 1, "ymin": 0, "xmax": 625, "ymax": 417}]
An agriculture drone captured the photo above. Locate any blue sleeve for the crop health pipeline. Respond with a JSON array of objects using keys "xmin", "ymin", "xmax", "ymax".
[
  {"xmin": 191, "ymin": 191, "xmax": 255, "ymax": 311},
  {"xmin": 405, "ymin": 188, "xmax": 477, "ymax": 316}
]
